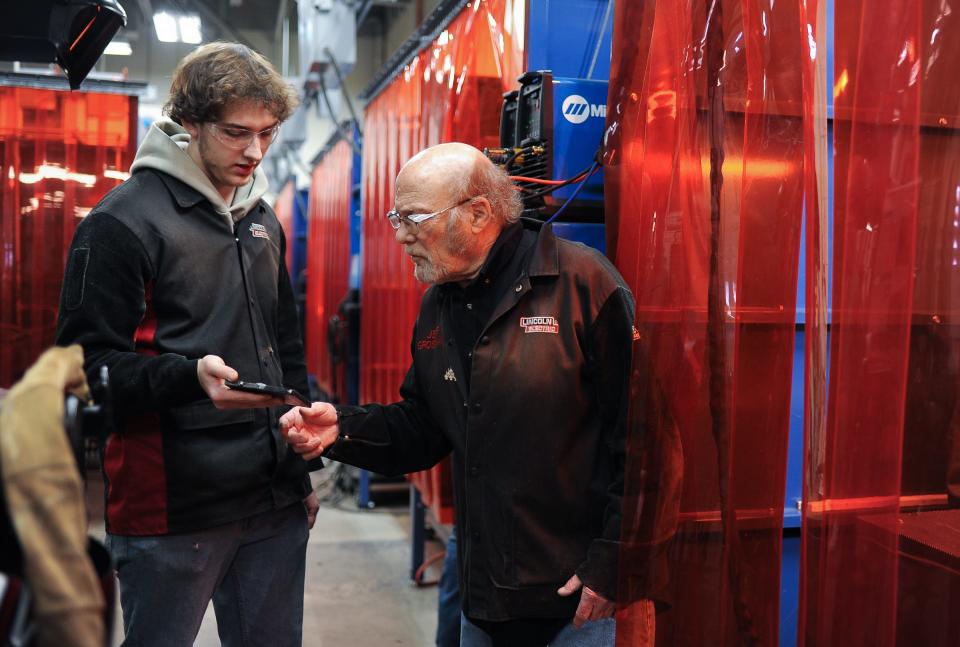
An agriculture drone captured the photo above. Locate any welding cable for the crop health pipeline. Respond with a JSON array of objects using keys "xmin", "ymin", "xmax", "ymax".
[
  {"xmin": 413, "ymin": 550, "xmax": 446, "ymax": 587},
  {"xmin": 518, "ymin": 169, "xmax": 594, "ymax": 201},
  {"xmin": 502, "ymin": 146, "xmax": 534, "ymax": 169},
  {"xmin": 543, "ymin": 161, "xmax": 601, "ymax": 225},
  {"xmin": 510, "ymin": 170, "xmax": 589, "ymax": 186},
  {"xmin": 510, "ymin": 157, "xmax": 594, "ymax": 187},
  {"xmin": 516, "ymin": 152, "xmax": 604, "ymax": 199}
]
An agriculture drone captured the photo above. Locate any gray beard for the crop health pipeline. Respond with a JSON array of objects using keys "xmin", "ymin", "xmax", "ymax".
[{"xmin": 414, "ymin": 262, "xmax": 447, "ymax": 284}]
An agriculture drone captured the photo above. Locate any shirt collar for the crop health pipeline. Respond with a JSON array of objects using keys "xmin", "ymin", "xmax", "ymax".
[{"xmin": 475, "ymin": 220, "xmax": 524, "ymax": 284}]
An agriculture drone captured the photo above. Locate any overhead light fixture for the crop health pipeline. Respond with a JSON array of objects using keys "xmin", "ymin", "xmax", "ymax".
[
  {"xmin": 153, "ymin": 12, "xmax": 179, "ymax": 42},
  {"xmin": 178, "ymin": 15, "xmax": 202, "ymax": 44},
  {"xmin": 103, "ymin": 40, "xmax": 132, "ymax": 56},
  {"xmin": 153, "ymin": 11, "xmax": 203, "ymax": 44}
]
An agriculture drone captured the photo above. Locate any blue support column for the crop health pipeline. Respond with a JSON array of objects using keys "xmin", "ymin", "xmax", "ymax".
[{"xmin": 358, "ymin": 470, "xmax": 373, "ymax": 509}]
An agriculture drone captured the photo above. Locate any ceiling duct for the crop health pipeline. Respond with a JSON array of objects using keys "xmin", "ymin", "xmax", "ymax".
[{"xmin": 297, "ymin": 0, "xmax": 356, "ymax": 93}]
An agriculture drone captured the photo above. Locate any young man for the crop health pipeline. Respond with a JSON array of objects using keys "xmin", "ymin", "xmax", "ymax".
[
  {"xmin": 282, "ymin": 143, "xmax": 652, "ymax": 646},
  {"xmin": 56, "ymin": 42, "xmax": 315, "ymax": 647}
]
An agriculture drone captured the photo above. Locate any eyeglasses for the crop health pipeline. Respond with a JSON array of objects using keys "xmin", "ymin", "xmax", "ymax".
[
  {"xmin": 206, "ymin": 122, "xmax": 281, "ymax": 150},
  {"xmin": 386, "ymin": 196, "xmax": 480, "ymax": 231}
]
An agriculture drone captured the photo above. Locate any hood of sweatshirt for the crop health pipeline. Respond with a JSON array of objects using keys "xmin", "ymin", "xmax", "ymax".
[{"xmin": 129, "ymin": 120, "xmax": 268, "ymax": 229}]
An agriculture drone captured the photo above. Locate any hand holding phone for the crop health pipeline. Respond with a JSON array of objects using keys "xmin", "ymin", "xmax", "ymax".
[{"xmin": 224, "ymin": 380, "xmax": 312, "ymax": 407}]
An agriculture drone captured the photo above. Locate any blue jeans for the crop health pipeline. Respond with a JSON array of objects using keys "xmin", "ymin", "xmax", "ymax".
[
  {"xmin": 107, "ymin": 502, "xmax": 308, "ymax": 647},
  {"xmin": 460, "ymin": 614, "xmax": 615, "ymax": 647},
  {"xmin": 437, "ymin": 527, "xmax": 461, "ymax": 646}
]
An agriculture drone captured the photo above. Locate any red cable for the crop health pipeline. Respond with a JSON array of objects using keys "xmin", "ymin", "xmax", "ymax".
[
  {"xmin": 509, "ymin": 171, "xmax": 588, "ymax": 186},
  {"xmin": 413, "ymin": 550, "xmax": 446, "ymax": 587}
]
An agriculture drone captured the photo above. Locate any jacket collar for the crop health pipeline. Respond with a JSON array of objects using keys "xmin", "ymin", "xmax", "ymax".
[
  {"xmin": 525, "ymin": 219, "xmax": 560, "ymax": 278},
  {"xmin": 155, "ymin": 170, "xmax": 210, "ymax": 210}
]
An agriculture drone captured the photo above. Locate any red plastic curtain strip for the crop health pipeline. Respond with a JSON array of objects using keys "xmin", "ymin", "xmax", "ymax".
[{"xmin": 605, "ymin": 1, "xmax": 807, "ymax": 643}]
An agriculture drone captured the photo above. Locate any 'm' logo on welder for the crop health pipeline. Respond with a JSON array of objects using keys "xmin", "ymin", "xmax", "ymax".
[
  {"xmin": 562, "ymin": 94, "xmax": 606, "ymax": 125},
  {"xmin": 520, "ymin": 316, "xmax": 559, "ymax": 334},
  {"xmin": 249, "ymin": 223, "xmax": 270, "ymax": 240}
]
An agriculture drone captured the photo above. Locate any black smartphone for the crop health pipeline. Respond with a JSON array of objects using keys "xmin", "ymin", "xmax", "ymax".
[{"xmin": 224, "ymin": 380, "xmax": 311, "ymax": 407}]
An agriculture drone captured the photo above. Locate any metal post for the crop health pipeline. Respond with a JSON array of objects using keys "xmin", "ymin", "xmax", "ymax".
[
  {"xmin": 409, "ymin": 484, "xmax": 425, "ymax": 581},
  {"xmin": 358, "ymin": 469, "xmax": 372, "ymax": 509}
]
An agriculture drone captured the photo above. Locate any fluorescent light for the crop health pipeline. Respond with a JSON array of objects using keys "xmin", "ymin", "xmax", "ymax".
[
  {"xmin": 178, "ymin": 15, "xmax": 202, "ymax": 44},
  {"xmin": 103, "ymin": 41, "xmax": 132, "ymax": 56},
  {"xmin": 153, "ymin": 12, "xmax": 178, "ymax": 42},
  {"xmin": 153, "ymin": 11, "xmax": 203, "ymax": 44}
]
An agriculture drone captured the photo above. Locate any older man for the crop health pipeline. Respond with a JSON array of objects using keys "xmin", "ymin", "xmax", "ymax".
[{"xmin": 282, "ymin": 143, "xmax": 636, "ymax": 646}]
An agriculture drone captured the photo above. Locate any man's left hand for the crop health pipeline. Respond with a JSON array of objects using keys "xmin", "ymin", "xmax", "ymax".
[
  {"xmin": 303, "ymin": 491, "xmax": 319, "ymax": 529},
  {"xmin": 557, "ymin": 574, "xmax": 615, "ymax": 628}
]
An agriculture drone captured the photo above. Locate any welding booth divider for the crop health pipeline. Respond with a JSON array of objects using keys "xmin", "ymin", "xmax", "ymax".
[
  {"xmin": 0, "ymin": 83, "xmax": 139, "ymax": 389},
  {"xmin": 604, "ymin": 1, "xmax": 807, "ymax": 644},
  {"xmin": 305, "ymin": 130, "xmax": 360, "ymax": 405},
  {"xmin": 605, "ymin": 0, "xmax": 960, "ymax": 645},
  {"xmin": 800, "ymin": 2, "xmax": 960, "ymax": 646}
]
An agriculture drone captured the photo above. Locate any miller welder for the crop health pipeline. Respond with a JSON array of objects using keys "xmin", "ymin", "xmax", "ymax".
[{"xmin": 487, "ymin": 70, "xmax": 608, "ymax": 221}]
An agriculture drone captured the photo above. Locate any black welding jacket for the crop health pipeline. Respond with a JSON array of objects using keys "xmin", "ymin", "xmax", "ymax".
[
  {"xmin": 328, "ymin": 222, "xmax": 634, "ymax": 621},
  {"xmin": 55, "ymin": 168, "xmax": 310, "ymax": 535}
]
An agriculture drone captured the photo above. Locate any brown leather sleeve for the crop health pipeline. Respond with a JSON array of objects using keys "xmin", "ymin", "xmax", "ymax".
[{"xmin": 0, "ymin": 345, "xmax": 105, "ymax": 647}]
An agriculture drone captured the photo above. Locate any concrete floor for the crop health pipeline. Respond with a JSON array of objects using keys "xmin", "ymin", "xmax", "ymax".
[{"xmin": 86, "ymin": 471, "xmax": 445, "ymax": 647}]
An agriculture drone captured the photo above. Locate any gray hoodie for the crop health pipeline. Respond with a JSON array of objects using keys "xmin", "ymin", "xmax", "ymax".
[{"xmin": 129, "ymin": 120, "xmax": 268, "ymax": 230}]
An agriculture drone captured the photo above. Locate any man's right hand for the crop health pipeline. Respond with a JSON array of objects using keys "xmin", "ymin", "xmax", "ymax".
[
  {"xmin": 280, "ymin": 402, "xmax": 340, "ymax": 461},
  {"xmin": 197, "ymin": 354, "xmax": 280, "ymax": 409}
]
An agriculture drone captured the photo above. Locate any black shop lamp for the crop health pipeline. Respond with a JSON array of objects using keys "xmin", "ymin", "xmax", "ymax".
[{"xmin": 0, "ymin": 0, "xmax": 127, "ymax": 89}]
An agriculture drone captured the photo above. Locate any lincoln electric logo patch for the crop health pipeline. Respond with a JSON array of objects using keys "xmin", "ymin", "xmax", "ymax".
[
  {"xmin": 417, "ymin": 326, "xmax": 442, "ymax": 350},
  {"xmin": 520, "ymin": 316, "xmax": 559, "ymax": 334},
  {"xmin": 249, "ymin": 223, "xmax": 270, "ymax": 240}
]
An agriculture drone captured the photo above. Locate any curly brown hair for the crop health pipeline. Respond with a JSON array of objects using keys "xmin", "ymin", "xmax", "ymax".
[{"xmin": 164, "ymin": 42, "xmax": 299, "ymax": 125}]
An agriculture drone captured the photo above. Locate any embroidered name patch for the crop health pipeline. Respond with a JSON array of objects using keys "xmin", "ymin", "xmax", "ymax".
[
  {"xmin": 416, "ymin": 325, "xmax": 442, "ymax": 350},
  {"xmin": 520, "ymin": 316, "xmax": 559, "ymax": 334},
  {"xmin": 249, "ymin": 223, "xmax": 270, "ymax": 239}
]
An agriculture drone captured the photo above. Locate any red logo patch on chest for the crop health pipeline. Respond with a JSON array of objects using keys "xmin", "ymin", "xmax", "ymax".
[
  {"xmin": 416, "ymin": 325, "xmax": 443, "ymax": 350},
  {"xmin": 249, "ymin": 223, "xmax": 270, "ymax": 240},
  {"xmin": 520, "ymin": 316, "xmax": 559, "ymax": 334}
]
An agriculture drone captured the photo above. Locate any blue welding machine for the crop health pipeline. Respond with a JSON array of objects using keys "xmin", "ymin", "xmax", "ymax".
[{"xmin": 498, "ymin": 70, "xmax": 608, "ymax": 219}]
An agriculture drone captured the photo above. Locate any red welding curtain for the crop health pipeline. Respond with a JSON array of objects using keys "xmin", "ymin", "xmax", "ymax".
[
  {"xmin": 305, "ymin": 139, "xmax": 354, "ymax": 400},
  {"xmin": 605, "ymin": 1, "xmax": 808, "ymax": 644},
  {"xmin": 800, "ymin": 1, "xmax": 960, "ymax": 645},
  {"xmin": 0, "ymin": 88, "xmax": 135, "ymax": 388},
  {"xmin": 360, "ymin": 0, "xmax": 525, "ymax": 523}
]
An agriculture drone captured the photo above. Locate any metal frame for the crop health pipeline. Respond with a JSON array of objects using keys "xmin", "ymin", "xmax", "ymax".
[{"xmin": 0, "ymin": 71, "xmax": 148, "ymax": 95}]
